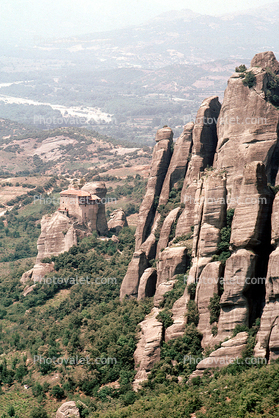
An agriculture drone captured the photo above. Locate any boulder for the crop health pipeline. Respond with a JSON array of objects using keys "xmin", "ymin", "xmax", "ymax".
[
  {"xmin": 108, "ymin": 208, "xmax": 128, "ymax": 234},
  {"xmin": 56, "ymin": 401, "xmax": 80, "ymax": 418}
]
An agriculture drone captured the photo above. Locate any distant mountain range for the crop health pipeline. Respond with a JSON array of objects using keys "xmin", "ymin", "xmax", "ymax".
[{"xmin": 27, "ymin": 2, "xmax": 279, "ymax": 69}]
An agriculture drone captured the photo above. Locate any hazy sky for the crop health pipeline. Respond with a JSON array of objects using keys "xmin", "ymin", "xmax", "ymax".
[{"xmin": 1, "ymin": 0, "xmax": 276, "ymax": 44}]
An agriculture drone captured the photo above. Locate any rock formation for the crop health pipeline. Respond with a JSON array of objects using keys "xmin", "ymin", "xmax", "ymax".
[
  {"xmin": 119, "ymin": 51, "xmax": 279, "ymax": 387},
  {"xmin": 108, "ymin": 208, "xmax": 128, "ymax": 234},
  {"xmin": 133, "ymin": 307, "xmax": 163, "ymax": 390},
  {"xmin": 21, "ymin": 182, "xmax": 109, "ymax": 287},
  {"xmin": 213, "ymin": 51, "xmax": 279, "ymax": 205},
  {"xmin": 56, "ymin": 401, "xmax": 80, "ymax": 418}
]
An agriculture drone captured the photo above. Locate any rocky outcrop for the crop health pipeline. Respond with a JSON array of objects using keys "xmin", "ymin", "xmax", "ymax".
[
  {"xmin": 190, "ymin": 332, "xmax": 248, "ymax": 379},
  {"xmin": 154, "ymin": 279, "xmax": 177, "ymax": 308},
  {"xmin": 156, "ymin": 207, "xmax": 181, "ymax": 257},
  {"xmin": 230, "ymin": 162, "xmax": 273, "ymax": 250},
  {"xmin": 217, "ymin": 162, "xmax": 273, "ymax": 341},
  {"xmin": 135, "ymin": 127, "xmax": 173, "ymax": 251},
  {"xmin": 120, "ymin": 250, "xmax": 149, "ymax": 299},
  {"xmin": 81, "ymin": 182, "xmax": 108, "ymax": 235},
  {"xmin": 56, "ymin": 401, "xmax": 80, "ymax": 418},
  {"xmin": 37, "ymin": 212, "xmax": 77, "ymax": 263},
  {"xmin": 121, "ymin": 52, "xmax": 279, "ymax": 383},
  {"xmin": 157, "ymin": 246, "xmax": 188, "ymax": 287},
  {"xmin": 21, "ymin": 211, "xmax": 77, "ymax": 284},
  {"xmin": 137, "ymin": 268, "xmax": 157, "ymax": 300},
  {"xmin": 165, "ymin": 286, "xmax": 189, "ymax": 342},
  {"xmin": 189, "ymin": 170, "xmax": 227, "ymax": 282},
  {"xmin": 195, "ymin": 262, "xmax": 223, "ymax": 347},
  {"xmin": 213, "ymin": 52, "xmax": 279, "ymax": 206},
  {"xmin": 133, "ymin": 307, "xmax": 163, "ymax": 390},
  {"xmin": 158, "ymin": 122, "xmax": 193, "ymax": 206},
  {"xmin": 176, "ymin": 96, "xmax": 221, "ymax": 236},
  {"xmin": 255, "ymin": 191, "xmax": 279, "ymax": 361},
  {"xmin": 108, "ymin": 208, "xmax": 128, "ymax": 234}
]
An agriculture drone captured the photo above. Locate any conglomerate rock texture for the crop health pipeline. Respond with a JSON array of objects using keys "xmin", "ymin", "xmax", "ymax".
[{"xmin": 119, "ymin": 51, "xmax": 279, "ymax": 387}]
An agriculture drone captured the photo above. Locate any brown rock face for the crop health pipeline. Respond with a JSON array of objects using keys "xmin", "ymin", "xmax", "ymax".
[
  {"xmin": 81, "ymin": 182, "xmax": 108, "ymax": 235},
  {"xmin": 165, "ymin": 285, "xmax": 189, "ymax": 342},
  {"xmin": 214, "ymin": 52, "xmax": 279, "ymax": 205},
  {"xmin": 108, "ymin": 208, "xmax": 128, "ymax": 234},
  {"xmin": 195, "ymin": 262, "xmax": 224, "ymax": 347},
  {"xmin": 176, "ymin": 96, "xmax": 221, "ymax": 236},
  {"xmin": 156, "ymin": 207, "xmax": 181, "ymax": 258},
  {"xmin": 37, "ymin": 212, "xmax": 77, "ymax": 263},
  {"xmin": 190, "ymin": 332, "xmax": 248, "ymax": 379},
  {"xmin": 157, "ymin": 246, "xmax": 188, "ymax": 287},
  {"xmin": 56, "ymin": 401, "xmax": 80, "ymax": 418},
  {"xmin": 255, "ymin": 192, "xmax": 279, "ymax": 361},
  {"xmin": 230, "ymin": 162, "xmax": 274, "ymax": 250},
  {"xmin": 251, "ymin": 51, "xmax": 279, "ymax": 74},
  {"xmin": 137, "ymin": 268, "xmax": 157, "ymax": 300},
  {"xmin": 120, "ymin": 250, "xmax": 149, "ymax": 299},
  {"xmin": 158, "ymin": 122, "xmax": 193, "ymax": 206},
  {"xmin": 216, "ymin": 161, "xmax": 274, "ymax": 341},
  {"xmin": 133, "ymin": 307, "xmax": 163, "ymax": 390},
  {"xmin": 217, "ymin": 249, "xmax": 258, "ymax": 339},
  {"xmin": 135, "ymin": 128, "xmax": 173, "ymax": 251},
  {"xmin": 153, "ymin": 279, "xmax": 177, "ymax": 308}
]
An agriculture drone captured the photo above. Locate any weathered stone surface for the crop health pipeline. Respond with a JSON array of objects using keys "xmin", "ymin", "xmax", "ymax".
[
  {"xmin": 251, "ymin": 51, "xmax": 279, "ymax": 74},
  {"xmin": 108, "ymin": 208, "xmax": 128, "ymax": 234},
  {"xmin": 137, "ymin": 268, "xmax": 157, "ymax": 300},
  {"xmin": 271, "ymin": 191, "xmax": 279, "ymax": 245},
  {"xmin": 81, "ymin": 182, "xmax": 108, "ymax": 235},
  {"xmin": 254, "ymin": 192, "xmax": 279, "ymax": 361},
  {"xmin": 165, "ymin": 286, "xmax": 189, "ymax": 341},
  {"xmin": 214, "ymin": 53, "xmax": 279, "ymax": 205},
  {"xmin": 36, "ymin": 212, "xmax": 77, "ymax": 263},
  {"xmin": 217, "ymin": 249, "xmax": 258, "ymax": 339},
  {"xmin": 230, "ymin": 162, "xmax": 273, "ymax": 249},
  {"xmin": 158, "ymin": 122, "xmax": 193, "ymax": 206},
  {"xmin": 135, "ymin": 128, "xmax": 173, "ymax": 250},
  {"xmin": 154, "ymin": 279, "xmax": 177, "ymax": 308},
  {"xmin": 157, "ymin": 246, "xmax": 188, "ymax": 287},
  {"xmin": 56, "ymin": 401, "xmax": 80, "ymax": 418},
  {"xmin": 120, "ymin": 250, "xmax": 149, "ymax": 299},
  {"xmin": 195, "ymin": 262, "xmax": 223, "ymax": 347},
  {"xmin": 197, "ymin": 172, "xmax": 227, "ymax": 257},
  {"xmin": 156, "ymin": 207, "xmax": 181, "ymax": 258},
  {"xmin": 176, "ymin": 96, "xmax": 221, "ymax": 236},
  {"xmin": 190, "ymin": 332, "xmax": 248, "ymax": 379},
  {"xmin": 133, "ymin": 307, "xmax": 163, "ymax": 390}
]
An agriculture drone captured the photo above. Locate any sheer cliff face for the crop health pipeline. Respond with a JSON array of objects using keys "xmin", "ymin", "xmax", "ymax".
[
  {"xmin": 120, "ymin": 51, "xmax": 279, "ymax": 383},
  {"xmin": 214, "ymin": 51, "xmax": 279, "ymax": 206}
]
